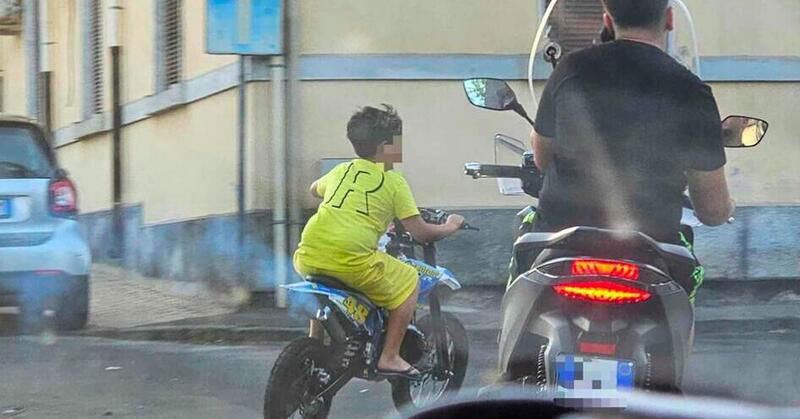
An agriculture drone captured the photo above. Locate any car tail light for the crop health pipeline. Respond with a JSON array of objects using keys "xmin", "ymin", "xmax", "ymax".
[
  {"xmin": 50, "ymin": 177, "xmax": 78, "ymax": 217},
  {"xmin": 571, "ymin": 259, "xmax": 639, "ymax": 281},
  {"xmin": 554, "ymin": 281, "xmax": 651, "ymax": 304},
  {"xmin": 579, "ymin": 341, "xmax": 617, "ymax": 356}
]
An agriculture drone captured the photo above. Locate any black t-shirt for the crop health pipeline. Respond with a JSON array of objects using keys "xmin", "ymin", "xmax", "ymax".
[{"xmin": 534, "ymin": 40, "xmax": 726, "ymax": 243}]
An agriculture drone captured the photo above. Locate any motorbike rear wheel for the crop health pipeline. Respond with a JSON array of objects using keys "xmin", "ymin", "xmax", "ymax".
[
  {"xmin": 391, "ymin": 313, "xmax": 469, "ymax": 411},
  {"xmin": 264, "ymin": 337, "xmax": 334, "ymax": 419}
]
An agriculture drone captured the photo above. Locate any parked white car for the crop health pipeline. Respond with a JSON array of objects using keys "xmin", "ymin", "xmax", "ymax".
[{"xmin": 0, "ymin": 116, "xmax": 91, "ymax": 331}]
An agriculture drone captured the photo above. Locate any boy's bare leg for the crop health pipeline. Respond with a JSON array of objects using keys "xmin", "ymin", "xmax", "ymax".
[
  {"xmin": 377, "ymin": 285, "xmax": 420, "ymax": 372},
  {"xmin": 309, "ymin": 319, "xmax": 324, "ymax": 340}
]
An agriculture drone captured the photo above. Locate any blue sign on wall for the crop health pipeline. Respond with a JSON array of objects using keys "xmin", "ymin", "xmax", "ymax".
[{"xmin": 206, "ymin": 0, "xmax": 283, "ymax": 55}]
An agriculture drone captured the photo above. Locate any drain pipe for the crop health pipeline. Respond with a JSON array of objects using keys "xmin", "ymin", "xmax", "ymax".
[
  {"xmin": 109, "ymin": 0, "xmax": 124, "ymax": 260},
  {"xmin": 286, "ymin": 0, "xmax": 303, "ymax": 269},
  {"xmin": 38, "ymin": 0, "xmax": 52, "ymax": 134},
  {"xmin": 270, "ymin": 56, "xmax": 288, "ymax": 307},
  {"xmin": 24, "ymin": 0, "xmax": 40, "ymax": 120}
]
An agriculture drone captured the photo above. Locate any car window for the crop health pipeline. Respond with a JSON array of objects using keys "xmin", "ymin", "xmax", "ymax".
[{"xmin": 0, "ymin": 126, "xmax": 53, "ymax": 179}]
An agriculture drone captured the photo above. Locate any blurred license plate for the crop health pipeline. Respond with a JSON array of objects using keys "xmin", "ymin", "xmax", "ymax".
[
  {"xmin": 0, "ymin": 199, "xmax": 10, "ymax": 219},
  {"xmin": 555, "ymin": 355, "xmax": 634, "ymax": 405}
]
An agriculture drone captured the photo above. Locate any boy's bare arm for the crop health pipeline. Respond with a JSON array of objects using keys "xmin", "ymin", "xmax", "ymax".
[{"xmin": 399, "ymin": 214, "xmax": 464, "ymax": 244}]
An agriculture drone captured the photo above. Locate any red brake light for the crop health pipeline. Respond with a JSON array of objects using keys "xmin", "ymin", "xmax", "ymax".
[
  {"xmin": 50, "ymin": 178, "xmax": 78, "ymax": 216},
  {"xmin": 571, "ymin": 259, "xmax": 639, "ymax": 281},
  {"xmin": 554, "ymin": 281, "xmax": 651, "ymax": 304}
]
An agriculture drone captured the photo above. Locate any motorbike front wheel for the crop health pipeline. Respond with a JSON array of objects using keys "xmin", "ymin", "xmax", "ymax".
[
  {"xmin": 391, "ymin": 313, "xmax": 469, "ymax": 411},
  {"xmin": 264, "ymin": 337, "xmax": 334, "ymax": 419}
]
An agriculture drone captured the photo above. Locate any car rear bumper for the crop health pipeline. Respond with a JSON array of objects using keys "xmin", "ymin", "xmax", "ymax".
[
  {"xmin": 0, "ymin": 273, "xmax": 89, "ymax": 306},
  {"xmin": 0, "ymin": 218, "xmax": 91, "ymax": 277}
]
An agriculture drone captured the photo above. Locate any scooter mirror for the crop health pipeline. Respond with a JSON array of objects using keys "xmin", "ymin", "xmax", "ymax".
[
  {"xmin": 721, "ymin": 116, "xmax": 769, "ymax": 148},
  {"xmin": 463, "ymin": 78, "xmax": 519, "ymax": 111}
]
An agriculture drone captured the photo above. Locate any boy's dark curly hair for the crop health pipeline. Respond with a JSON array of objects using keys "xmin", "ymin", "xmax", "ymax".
[{"xmin": 347, "ymin": 104, "xmax": 402, "ymax": 159}]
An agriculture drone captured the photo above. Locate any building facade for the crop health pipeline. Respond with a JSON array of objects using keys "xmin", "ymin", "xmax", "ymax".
[{"xmin": 0, "ymin": 0, "xmax": 798, "ymax": 288}]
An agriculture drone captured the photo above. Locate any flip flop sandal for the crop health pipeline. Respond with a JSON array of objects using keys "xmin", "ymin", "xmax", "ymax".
[{"xmin": 376, "ymin": 367, "xmax": 423, "ymax": 381}]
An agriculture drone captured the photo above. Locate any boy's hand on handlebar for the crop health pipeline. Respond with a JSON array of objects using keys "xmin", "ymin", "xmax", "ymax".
[{"xmin": 446, "ymin": 214, "xmax": 465, "ymax": 230}]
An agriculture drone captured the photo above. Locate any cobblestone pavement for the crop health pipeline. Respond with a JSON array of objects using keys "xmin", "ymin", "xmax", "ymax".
[{"xmin": 89, "ymin": 264, "xmax": 242, "ymax": 329}]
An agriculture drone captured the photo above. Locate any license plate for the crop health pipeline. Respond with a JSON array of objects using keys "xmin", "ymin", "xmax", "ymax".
[
  {"xmin": 555, "ymin": 355, "xmax": 634, "ymax": 407},
  {"xmin": 0, "ymin": 199, "xmax": 10, "ymax": 219}
]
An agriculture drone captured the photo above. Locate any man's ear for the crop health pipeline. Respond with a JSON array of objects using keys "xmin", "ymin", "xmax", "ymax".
[{"xmin": 665, "ymin": 6, "xmax": 674, "ymax": 32}]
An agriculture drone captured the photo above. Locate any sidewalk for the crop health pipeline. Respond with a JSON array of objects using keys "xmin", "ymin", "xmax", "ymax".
[
  {"xmin": 81, "ymin": 266, "xmax": 800, "ymax": 344},
  {"xmin": 87, "ymin": 264, "xmax": 244, "ymax": 329}
]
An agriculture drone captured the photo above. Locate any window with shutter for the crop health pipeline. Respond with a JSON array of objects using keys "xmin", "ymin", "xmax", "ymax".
[
  {"xmin": 81, "ymin": 0, "xmax": 104, "ymax": 118},
  {"xmin": 88, "ymin": 0, "xmax": 103, "ymax": 115},
  {"xmin": 157, "ymin": 0, "xmax": 182, "ymax": 91},
  {"xmin": 544, "ymin": 0, "xmax": 606, "ymax": 55}
]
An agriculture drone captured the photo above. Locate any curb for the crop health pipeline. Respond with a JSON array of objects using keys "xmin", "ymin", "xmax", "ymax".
[
  {"xmin": 75, "ymin": 318, "xmax": 800, "ymax": 345},
  {"xmin": 77, "ymin": 326, "xmax": 308, "ymax": 344}
]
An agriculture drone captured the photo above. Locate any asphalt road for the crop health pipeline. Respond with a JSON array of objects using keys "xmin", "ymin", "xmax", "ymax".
[{"xmin": 1, "ymin": 326, "xmax": 799, "ymax": 418}]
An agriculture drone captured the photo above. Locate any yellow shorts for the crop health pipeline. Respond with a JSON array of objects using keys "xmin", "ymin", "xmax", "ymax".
[{"xmin": 293, "ymin": 251, "xmax": 418, "ymax": 310}]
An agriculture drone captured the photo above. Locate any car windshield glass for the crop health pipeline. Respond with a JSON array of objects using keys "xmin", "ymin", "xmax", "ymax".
[{"xmin": 0, "ymin": 126, "xmax": 53, "ymax": 178}]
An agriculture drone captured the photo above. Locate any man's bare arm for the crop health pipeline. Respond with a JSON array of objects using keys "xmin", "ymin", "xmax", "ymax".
[
  {"xmin": 687, "ymin": 167, "xmax": 735, "ymax": 226},
  {"xmin": 531, "ymin": 130, "xmax": 555, "ymax": 171}
]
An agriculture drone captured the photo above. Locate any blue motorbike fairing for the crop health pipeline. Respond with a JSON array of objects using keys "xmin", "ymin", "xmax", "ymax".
[
  {"xmin": 403, "ymin": 258, "xmax": 462, "ymax": 298},
  {"xmin": 283, "ymin": 282, "xmax": 383, "ymax": 336},
  {"xmin": 284, "ymin": 256, "xmax": 462, "ymax": 332}
]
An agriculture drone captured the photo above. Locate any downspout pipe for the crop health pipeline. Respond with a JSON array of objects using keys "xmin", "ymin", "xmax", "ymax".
[
  {"xmin": 270, "ymin": 55, "xmax": 288, "ymax": 308},
  {"xmin": 24, "ymin": 0, "xmax": 40, "ymax": 119},
  {"xmin": 109, "ymin": 0, "xmax": 124, "ymax": 260},
  {"xmin": 286, "ymin": 0, "xmax": 303, "ymax": 279},
  {"xmin": 38, "ymin": 0, "xmax": 52, "ymax": 134},
  {"xmin": 237, "ymin": 56, "xmax": 247, "ymax": 281}
]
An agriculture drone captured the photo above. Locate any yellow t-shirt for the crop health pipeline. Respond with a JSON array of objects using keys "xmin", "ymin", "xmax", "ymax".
[{"xmin": 295, "ymin": 159, "xmax": 420, "ymax": 272}]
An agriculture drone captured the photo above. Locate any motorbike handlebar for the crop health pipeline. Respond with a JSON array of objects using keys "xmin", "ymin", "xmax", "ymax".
[
  {"xmin": 419, "ymin": 208, "xmax": 478, "ymax": 231},
  {"xmin": 464, "ymin": 163, "xmax": 524, "ymax": 179}
]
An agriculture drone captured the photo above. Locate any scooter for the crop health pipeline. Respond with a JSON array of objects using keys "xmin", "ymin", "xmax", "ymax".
[
  {"xmin": 460, "ymin": 0, "xmax": 768, "ymax": 404},
  {"xmin": 461, "ymin": 76, "xmax": 768, "ymax": 405},
  {"xmin": 264, "ymin": 208, "xmax": 472, "ymax": 418}
]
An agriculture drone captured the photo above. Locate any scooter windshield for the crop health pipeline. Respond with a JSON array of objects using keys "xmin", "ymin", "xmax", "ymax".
[{"xmin": 528, "ymin": 0, "xmax": 700, "ymax": 110}]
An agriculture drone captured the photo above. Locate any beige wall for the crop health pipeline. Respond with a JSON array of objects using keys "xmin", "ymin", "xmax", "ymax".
[
  {"xmin": 299, "ymin": 0, "xmax": 541, "ymax": 54},
  {"xmin": 122, "ymin": 0, "xmax": 156, "ymax": 102},
  {"xmin": 685, "ymin": 0, "xmax": 800, "ymax": 56},
  {"xmin": 713, "ymin": 83, "xmax": 800, "ymax": 204},
  {"xmin": 122, "ymin": 89, "xmax": 239, "ymax": 224},
  {"xmin": 48, "ymin": 0, "xmax": 82, "ymax": 127},
  {"xmin": 0, "ymin": 0, "xmax": 797, "ymax": 227},
  {"xmin": 56, "ymin": 133, "xmax": 112, "ymax": 213},
  {"xmin": 298, "ymin": 0, "xmax": 800, "ymax": 56},
  {"xmin": 0, "ymin": 34, "xmax": 26, "ymax": 115}
]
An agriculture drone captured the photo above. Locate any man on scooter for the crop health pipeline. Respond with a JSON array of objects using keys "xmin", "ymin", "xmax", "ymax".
[{"xmin": 528, "ymin": 0, "xmax": 735, "ymax": 300}]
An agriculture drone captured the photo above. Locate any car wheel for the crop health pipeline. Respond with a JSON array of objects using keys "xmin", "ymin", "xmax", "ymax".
[{"xmin": 56, "ymin": 276, "xmax": 90, "ymax": 331}]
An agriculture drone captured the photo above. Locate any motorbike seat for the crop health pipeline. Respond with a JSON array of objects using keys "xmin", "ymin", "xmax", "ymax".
[{"xmin": 305, "ymin": 275, "xmax": 369, "ymax": 300}]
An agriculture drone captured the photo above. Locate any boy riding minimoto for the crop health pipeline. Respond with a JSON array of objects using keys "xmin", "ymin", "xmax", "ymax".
[{"xmin": 293, "ymin": 105, "xmax": 464, "ymax": 379}]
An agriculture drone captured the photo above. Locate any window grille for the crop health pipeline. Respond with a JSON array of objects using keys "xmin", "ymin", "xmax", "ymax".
[
  {"xmin": 157, "ymin": 0, "xmax": 182, "ymax": 91},
  {"xmin": 87, "ymin": 0, "xmax": 103, "ymax": 115},
  {"xmin": 544, "ymin": 0, "xmax": 606, "ymax": 55}
]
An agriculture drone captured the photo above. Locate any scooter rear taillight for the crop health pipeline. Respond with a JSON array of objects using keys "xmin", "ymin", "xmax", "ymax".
[
  {"xmin": 553, "ymin": 281, "xmax": 651, "ymax": 304},
  {"xmin": 571, "ymin": 259, "xmax": 639, "ymax": 281},
  {"xmin": 578, "ymin": 341, "xmax": 617, "ymax": 356}
]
